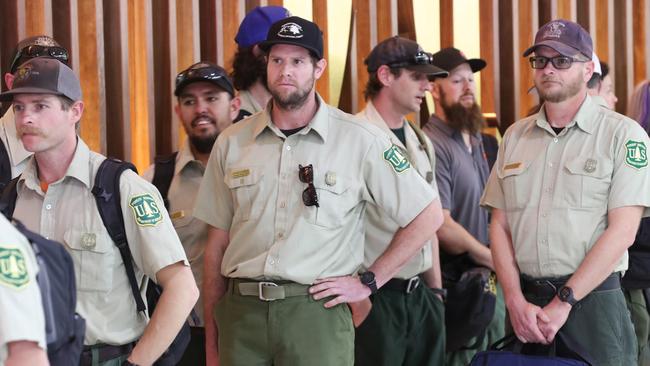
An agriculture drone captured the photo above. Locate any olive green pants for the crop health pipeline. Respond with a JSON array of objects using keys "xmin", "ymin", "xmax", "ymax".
[
  {"xmin": 625, "ymin": 288, "xmax": 650, "ymax": 366},
  {"xmin": 445, "ymin": 283, "xmax": 506, "ymax": 366},
  {"xmin": 524, "ymin": 288, "xmax": 636, "ymax": 366},
  {"xmin": 214, "ymin": 285, "xmax": 354, "ymax": 366},
  {"xmin": 355, "ymin": 285, "xmax": 445, "ymax": 366}
]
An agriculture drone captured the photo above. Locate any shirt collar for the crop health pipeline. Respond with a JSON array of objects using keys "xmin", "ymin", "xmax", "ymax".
[
  {"xmin": 427, "ymin": 114, "xmax": 456, "ymax": 137},
  {"xmin": 175, "ymin": 140, "xmax": 202, "ymax": 175},
  {"xmin": 21, "ymin": 137, "xmax": 92, "ymax": 191},
  {"xmin": 535, "ymin": 94, "xmax": 598, "ymax": 135},
  {"xmin": 252, "ymin": 93, "xmax": 329, "ymax": 143},
  {"xmin": 359, "ymin": 100, "xmax": 407, "ymax": 149}
]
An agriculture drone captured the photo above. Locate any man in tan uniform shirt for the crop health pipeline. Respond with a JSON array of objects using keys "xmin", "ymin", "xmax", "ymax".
[
  {"xmin": 195, "ymin": 17, "xmax": 441, "ymax": 366},
  {"xmin": 0, "ymin": 215, "xmax": 48, "ymax": 366},
  {"xmin": 0, "ymin": 57, "xmax": 199, "ymax": 366},
  {"xmin": 481, "ymin": 19, "xmax": 650, "ymax": 365},
  {"xmin": 143, "ymin": 61, "xmax": 240, "ymax": 366},
  {"xmin": 354, "ymin": 36, "xmax": 447, "ymax": 366}
]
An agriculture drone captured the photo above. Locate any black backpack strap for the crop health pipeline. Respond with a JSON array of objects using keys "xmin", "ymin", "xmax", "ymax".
[
  {"xmin": 90, "ymin": 158, "xmax": 147, "ymax": 313},
  {"xmin": 0, "ymin": 175, "xmax": 19, "ymax": 219},
  {"xmin": 0, "ymin": 140, "xmax": 11, "ymax": 191},
  {"xmin": 152, "ymin": 152, "xmax": 178, "ymax": 210}
]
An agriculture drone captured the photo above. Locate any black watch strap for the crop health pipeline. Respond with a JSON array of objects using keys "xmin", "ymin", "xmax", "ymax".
[
  {"xmin": 557, "ymin": 285, "xmax": 578, "ymax": 306},
  {"xmin": 359, "ymin": 271, "xmax": 378, "ymax": 294}
]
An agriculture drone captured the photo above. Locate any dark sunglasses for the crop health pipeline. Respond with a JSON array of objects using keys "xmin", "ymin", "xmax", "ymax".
[
  {"xmin": 10, "ymin": 45, "xmax": 69, "ymax": 72},
  {"xmin": 175, "ymin": 67, "xmax": 227, "ymax": 88},
  {"xmin": 529, "ymin": 55, "xmax": 585, "ymax": 70},
  {"xmin": 387, "ymin": 51, "xmax": 433, "ymax": 69},
  {"xmin": 298, "ymin": 164, "xmax": 319, "ymax": 207}
]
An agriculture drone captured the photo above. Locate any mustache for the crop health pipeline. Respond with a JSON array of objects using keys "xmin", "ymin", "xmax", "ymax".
[
  {"xmin": 18, "ymin": 126, "xmax": 44, "ymax": 136},
  {"xmin": 191, "ymin": 114, "xmax": 215, "ymax": 128}
]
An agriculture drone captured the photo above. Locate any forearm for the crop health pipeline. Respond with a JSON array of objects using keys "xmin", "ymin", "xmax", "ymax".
[
  {"xmin": 6, "ymin": 341, "xmax": 48, "ymax": 366},
  {"xmin": 129, "ymin": 264, "xmax": 198, "ymax": 365},
  {"xmin": 489, "ymin": 209, "xmax": 524, "ymax": 308},
  {"xmin": 437, "ymin": 212, "xmax": 493, "ymax": 269},
  {"xmin": 368, "ymin": 200, "xmax": 442, "ymax": 287},
  {"xmin": 202, "ymin": 227, "xmax": 230, "ymax": 363},
  {"xmin": 566, "ymin": 206, "xmax": 643, "ymax": 300},
  {"xmin": 422, "ymin": 234, "xmax": 442, "ymax": 288}
]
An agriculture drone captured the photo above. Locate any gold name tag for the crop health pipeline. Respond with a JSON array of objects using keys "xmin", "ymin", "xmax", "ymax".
[
  {"xmin": 232, "ymin": 169, "xmax": 250, "ymax": 179},
  {"xmin": 170, "ymin": 210, "xmax": 185, "ymax": 220},
  {"xmin": 504, "ymin": 162, "xmax": 522, "ymax": 170}
]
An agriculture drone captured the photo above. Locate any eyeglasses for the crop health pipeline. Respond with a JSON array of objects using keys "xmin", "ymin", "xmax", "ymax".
[
  {"xmin": 175, "ymin": 67, "xmax": 227, "ymax": 88},
  {"xmin": 298, "ymin": 164, "xmax": 319, "ymax": 207},
  {"xmin": 529, "ymin": 56, "xmax": 585, "ymax": 70},
  {"xmin": 388, "ymin": 51, "xmax": 433, "ymax": 69},
  {"xmin": 10, "ymin": 45, "xmax": 69, "ymax": 72}
]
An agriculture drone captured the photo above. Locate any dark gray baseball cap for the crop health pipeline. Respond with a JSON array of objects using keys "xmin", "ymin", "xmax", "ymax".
[{"xmin": 0, "ymin": 57, "xmax": 81, "ymax": 102}]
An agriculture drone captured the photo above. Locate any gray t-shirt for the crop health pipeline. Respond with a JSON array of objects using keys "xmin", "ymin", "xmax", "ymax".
[{"xmin": 423, "ymin": 115, "xmax": 490, "ymax": 245}]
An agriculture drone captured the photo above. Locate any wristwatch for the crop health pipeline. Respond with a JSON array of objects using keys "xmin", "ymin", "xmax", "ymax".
[
  {"xmin": 359, "ymin": 271, "xmax": 378, "ymax": 294},
  {"xmin": 557, "ymin": 285, "xmax": 578, "ymax": 306}
]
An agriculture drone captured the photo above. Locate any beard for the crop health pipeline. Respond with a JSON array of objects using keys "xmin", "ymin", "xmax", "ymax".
[
  {"xmin": 270, "ymin": 75, "xmax": 315, "ymax": 110},
  {"xmin": 535, "ymin": 71, "xmax": 584, "ymax": 103},
  {"xmin": 440, "ymin": 90, "xmax": 485, "ymax": 135},
  {"xmin": 189, "ymin": 133, "xmax": 217, "ymax": 154}
]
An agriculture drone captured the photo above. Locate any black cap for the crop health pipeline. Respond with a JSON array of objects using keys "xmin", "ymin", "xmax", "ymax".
[
  {"xmin": 523, "ymin": 19, "xmax": 592, "ymax": 59},
  {"xmin": 430, "ymin": 47, "xmax": 486, "ymax": 73},
  {"xmin": 174, "ymin": 62, "xmax": 235, "ymax": 97},
  {"xmin": 364, "ymin": 36, "xmax": 448, "ymax": 77},
  {"xmin": 259, "ymin": 16, "xmax": 324, "ymax": 59},
  {"xmin": 0, "ymin": 57, "xmax": 81, "ymax": 102}
]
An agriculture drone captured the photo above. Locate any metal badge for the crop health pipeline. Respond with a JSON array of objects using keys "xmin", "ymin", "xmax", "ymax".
[
  {"xmin": 81, "ymin": 233, "xmax": 97, "ymax": 250},
  {"xmin": 325, "ymin": 171, "xmax": 337, "ymax": 186},
  {"xmin": 426, "ymin": 171, "xmax": 434, "ymax": 183},
  {"xmin": 584, "ymin": 159, "xmax": 597, "ymax": 173}
]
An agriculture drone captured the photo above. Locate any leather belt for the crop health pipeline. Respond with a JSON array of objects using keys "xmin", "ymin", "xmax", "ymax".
[
  {"xmin": 232, "ymin": 278, "xmax": 310, "ymax": 301},
  {"xmin": 382, "ymin": 276, "xmax": 422, "ymax": 294},
  {"xmin": 80, "ymin": 342, "xmax": 136, "ymax": 365},
  {"xmin": 521, "ymin": 272, "xmax": 621, "ymax": 298}
]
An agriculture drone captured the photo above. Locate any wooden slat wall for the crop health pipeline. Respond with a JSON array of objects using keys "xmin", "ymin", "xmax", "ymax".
[{"xmin": 1, "ymin": 0, "xmax": 649, "ymax": 169}]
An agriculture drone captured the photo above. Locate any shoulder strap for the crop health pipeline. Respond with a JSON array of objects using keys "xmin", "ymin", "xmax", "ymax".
[
  {"xmin": 152, "ymin": 151, "xmax": 178, "ymax": 210},
  {"xmin": 407, "ymin": 120, "xmax": 434, "ymax": 164},
  {"xmin": 0, "ymin": 175, "xmax": 19, "ymax": 219},
  {"xmin": 0, "ymin": 140, "xmax": 11, "ymax": 191},
  {"xmin": 90, "ymin": 158, "xmax": 147, "ymax": 313}
]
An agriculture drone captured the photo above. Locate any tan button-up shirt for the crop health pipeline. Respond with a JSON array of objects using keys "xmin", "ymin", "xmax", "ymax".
[
  {"xmin": 144, "ymin": 140, "xmax": 207, "ymax": 326},
  {"xmin": 0, "ymin": 109, "xmax": 31, "ymax": 178},
  {"xmin": 0, "ymin": 216, "xmax": 45, "ymax": 365},
  {"xmin": 238, "ymin": 89, "xmax": 263, "ymax": 117},
  {"xmin": 194, "ymin": 95, "xmax": 435, "ymax": 284},
  {"xmin": 357, "ymin": 101, "xmax": 439, "ymax": 278},
  {"xmin": 481, "ymin": 95, "xmax": 650, "ymax": 277},
  {"xmin": 13, "ymin": 139, "xmax": 188, "ymax": 345}
]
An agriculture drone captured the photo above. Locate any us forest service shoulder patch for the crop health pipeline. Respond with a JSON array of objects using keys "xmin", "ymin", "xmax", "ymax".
[
  {"xmin": 129, "ymin": 194, "xmax": 163, "ymax": 227},
  {"xmin": 625, "ymin": 140, "xmax": 648, "ymax": 169},
  {"xmin": 383, "ymin": 144, "xmax": 411, "ymax": 173},
  {"xmin": 0, "ymin": 247, "xmax": 29, "ymax": 289}
]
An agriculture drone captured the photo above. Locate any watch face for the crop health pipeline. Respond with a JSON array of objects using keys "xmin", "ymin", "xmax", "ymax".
[
  {"xmin": 360, "ymin": 272, "xmax": 375, "ymax": 284},
  {"xmin": 559, "ymin": 287, "xmax": 570, "ymax": 300}
]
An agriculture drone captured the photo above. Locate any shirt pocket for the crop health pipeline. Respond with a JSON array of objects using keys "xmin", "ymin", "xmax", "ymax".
[
  {"xmin": 497, "ymin": 161, "xmax": 532, "ymax": 210},
  {"xmin": 564, "ymin": 156, "xmax": 612, "ymax": 208},
  {"xmin": 224, "ymin": 167, "xmax": 264, "ymax": 221},
  {"xmin": 63, "ymin": 229, "xmax": 115, "ymax": 292},
  {"xmin": 306, "ymin": 174, "xmax": 353, "ymax": 228}
]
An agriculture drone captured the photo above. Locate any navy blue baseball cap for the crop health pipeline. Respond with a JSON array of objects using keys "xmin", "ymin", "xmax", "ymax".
[
  {"xmin": 523, "ymin": 19, "xmax": 593, "ymax": 59},
  {"xmin": 235, "ymin": 6, "xmax": 290, "ymax": 48},
  {"xmin": 259, "ymin": 16, "xmax": 324, "ymax": 59}
]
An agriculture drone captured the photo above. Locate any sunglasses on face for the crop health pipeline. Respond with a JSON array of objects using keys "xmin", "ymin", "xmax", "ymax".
[
  {"xmin": 388, "ymin": 51, "xmax": 433, "ymax": 69},
  {"xmin": 175, "ymin": 67, "xmax": 226, "ymax": 88},
  {"xmin": 529, "ymin": 55, "xmax": 585, "ymax": 70},
  {"xmin": 10, "ymin": 45, "xmax": 69, "ymax": 72},
  {"xmin": 298, "ymin": 164, "xmax": 319, "ymax": 207}
]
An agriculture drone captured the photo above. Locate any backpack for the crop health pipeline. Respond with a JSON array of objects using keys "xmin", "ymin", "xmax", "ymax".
[
  {"xmin": 0, "ymin": 140, "xmax": 11, "ymax": 192},
  {"xmin": 1, "ymin": 158, "xmax": 190, "ymax": 365},
  {"xmin": 1, "ymin": 214, "xmax": 86, "ymax": 366},
  {"xmin": 151, "ymin": 152, "xmax": 178, "ymax": 210}
]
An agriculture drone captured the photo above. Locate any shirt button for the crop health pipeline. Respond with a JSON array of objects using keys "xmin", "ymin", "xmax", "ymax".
[
  {"xmin": 269, "ymin": 258, "xmax": 275, "ymax": 265},
  {"xmin": 280, "ymin": 202, "xmax": 286, "ymax": 208},
  {"xmin": 286, "ymin": 146, "xmax": 292, "ymax": 151},
  {"xmin": 542, "ymin": 213, "xmax": 547, "ymax": 217},
  {"xmin": 548, "ymin": 162, "xmax": 553, "ymax": 167},
  {"xmin": 45, "ymin": 204, "xmax": 52, "ymax": 210},
  {"xmin": 545, "ymin": 188, "xmax": 551, "ymax": 193},
  {"xmin": 553, "ymin": 138, "xmax": 558, "ymax": 143},
  {"xmin": 278, "ymin": 232, "xmax": 284, "ymax": 239}
]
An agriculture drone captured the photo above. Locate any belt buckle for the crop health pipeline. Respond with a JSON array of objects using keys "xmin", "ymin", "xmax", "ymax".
[
  {"xmin": 258, "ymin": 281, "xmax": 278, "ymax": 301},
  {"xmin": 406, "ymin": 277, "xmax": 420, "ymax": 294}
]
